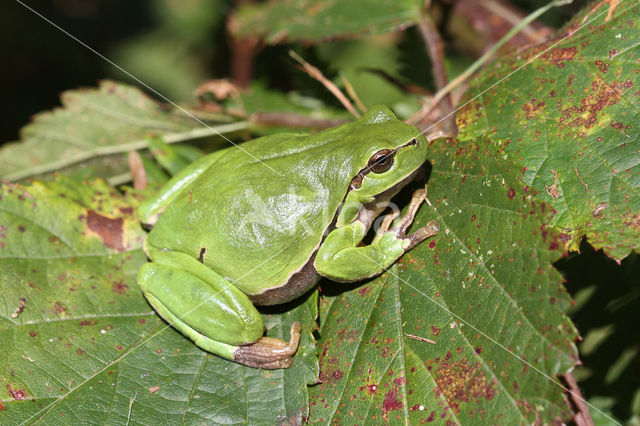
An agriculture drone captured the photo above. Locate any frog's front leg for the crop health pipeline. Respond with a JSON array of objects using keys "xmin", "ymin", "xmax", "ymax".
[
  {"xmin": 315, "ymin": 188, "xmax": 439, "ymax": 282},
  {"xmin": 138, "ymin": 249, "xmax": 300, "ymax": 369}
]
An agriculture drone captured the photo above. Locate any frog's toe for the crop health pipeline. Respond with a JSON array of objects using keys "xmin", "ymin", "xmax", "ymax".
[
  {"xmin": 404, "ymin": 220, "xmax": 440, "ymax": 250},
  {"xmin": 233, "ymin": 322, "xmax": 301, "ymax": 369}
]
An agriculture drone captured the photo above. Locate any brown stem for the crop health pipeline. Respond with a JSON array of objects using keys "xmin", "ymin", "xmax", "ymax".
[
  {"xmin": 228, "ymin": 0, "xmax": 258, "ymax": 88},
  {"xmin": 559, "ymin": 373, "xmax": 595, "ymax": 426},
  {"xmin": 416, "ymin": 10, "xmax": 457, "ymax": 135},
  {"xmin": 340, "ymin": 73, "xmax": 367, "ymax": 114}
]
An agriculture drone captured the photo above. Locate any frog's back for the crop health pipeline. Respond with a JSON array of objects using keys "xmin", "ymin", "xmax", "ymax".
[{"xmin": 147, "ymin": 131, "xmax": 358, "ymax": 295}]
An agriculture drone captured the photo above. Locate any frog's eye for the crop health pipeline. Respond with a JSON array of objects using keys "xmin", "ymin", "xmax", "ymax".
[{"xmin": 368, "ymin": 149, "xmax": 395, "ymax": 173}]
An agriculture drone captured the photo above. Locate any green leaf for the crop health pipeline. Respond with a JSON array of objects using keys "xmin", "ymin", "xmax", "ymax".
[
  {"xmin": 231, "ymin": 0, "xmax": 421, "ymax": 44},
  {"xmin": 457, "ymin": 0, "xmax": 640, "ymax": 260},
  {"xmin": 0, "ymin": 176, "xmax": 318, "ymax": 423},
  {"xmin": 0, "ymin": 81, "xmax": 248, "ymax": 182},
  {"xmin": 309, "ymin": 136, "xmax": 579, "ymax": 423}
]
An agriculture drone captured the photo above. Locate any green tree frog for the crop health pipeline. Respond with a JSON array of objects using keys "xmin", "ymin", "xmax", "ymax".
[{"xmin": 137, "ymin": 106, "xmax": 439, "ymax": 369}]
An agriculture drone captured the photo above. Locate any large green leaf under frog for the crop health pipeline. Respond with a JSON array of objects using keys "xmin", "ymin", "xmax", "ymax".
[
  {"xmin": 457, "ymin": 0, "xmax": 640, "ymax": 260},
  {"xmin": 309, "ymin": 135, "xmax": 580, "ymax": 423},
  {"xmin": 0, "ymin": 177, "xmax": 317, "ymax": 424}
]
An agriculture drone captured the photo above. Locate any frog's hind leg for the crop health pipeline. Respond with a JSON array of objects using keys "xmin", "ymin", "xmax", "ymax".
[
  {"xmin": 235, "ymin": 323, "xmax": 301, "ymax": 369},
  {"xmin": 138, "ymin": 250, "xmax": 301, "ymax": 369}
]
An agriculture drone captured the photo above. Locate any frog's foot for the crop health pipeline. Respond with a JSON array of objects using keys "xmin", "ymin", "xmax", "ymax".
[
  {"xmin": 390, "ymin": 186, "xmax": 440, "ymax": 250},
  {"xmin": 377, "ymin": 210, "xmax": 400, "ymax": 234},
  {"xmin": 403, "ymin": 220, "xmax": 440, "ymax": 250},
  {"xmin": 234, "ymin": 322, "xmax": 301, "ymax": 369}
]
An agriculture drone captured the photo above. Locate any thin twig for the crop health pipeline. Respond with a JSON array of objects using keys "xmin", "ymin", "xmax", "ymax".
[
  {"xmin": 289, "ymin": 51, "xmax": 360, "ymax": 117},
  {"xmin": 340, "ymin": 72, "xmax": 367, "ymax": 114},
  {"xmin": 415, "ymin": 9, "xmax": 457, "ymax": 135},
  {"xmin": 128, "ymin": 151, "xmax": 147, "ymax": 190},
  {"xmin": 408, "ymin": 0, "xmax": 573, "ymax": 126},
  {"xmin": 405, "ymin": 333, "xmax": 436, "ymax": 344}
]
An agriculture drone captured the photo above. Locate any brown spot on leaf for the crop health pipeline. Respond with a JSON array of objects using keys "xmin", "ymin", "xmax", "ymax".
[
  {"xmin": 543, "ymin": 46, "xmax": 577, "ymax": 68},
  {"xmin": 85, "ymin": 210, "xmax": 125, "ymax": 251},
  {"xmin": 622, "ymin": 213, "xmax": 640, "ymax": 231},
  {"xmin": 382, "ymin": 390, "xmax": 403, "ymax": 414},
  {"xmin": 52, "ymin": 301, "xmax": 68, "ymax": 315},
  {"xmin": 595, "ymin": 60, "xmax": 610, "ymax": 73},
  {"xmin": 522, "ymin": 98, "xmax": 545, "ymax": 119},
  {"xmin": 545, "ymin": 170, "xmax": 561, "ymax": 199},
  {"xmin": 7, "ymin": 385, "xmax": 27, "ymax": 400},
  {"xmin": 559, "ymin": 76, "xmax": 623, "ymax": 131},
  {"xmin": 610, "ymin": 120, "xmax": 625, "ymax": 130},
  {"xmin": 593, "ymin": 202, "xmax": 608, "ymax": 217},
  {"xmin": 112, "ymin": 280, "xmax": 129, "ymax": 295},
  {"xmin": 433, "ymin": 358, "xmax": 497, "ymax": 414}
]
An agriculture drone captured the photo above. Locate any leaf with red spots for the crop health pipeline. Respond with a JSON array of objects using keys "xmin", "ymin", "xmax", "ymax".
[
  {"xmin": 458, "ymin": 0, "xmax": 640, "ymax": 260},
  {"xmin": 231, "ymin": 0, "xmax": 421, "ymax": 44},
  {"xmin": 0, "ymin": 176, "xmax": 317, "ymax": 424},
  {"xmin": 0, "ymin": 80, "xmax": 247, "ymax": 182},
  {"xmin": 309, "ymin": 135, "xmax": 580, "ymax": 423}
]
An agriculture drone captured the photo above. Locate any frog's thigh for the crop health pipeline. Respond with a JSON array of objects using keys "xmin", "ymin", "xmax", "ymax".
[
  {"xmin": 139, "ymin": 252, "xmax": 300, "ymax": 368},
  {"xmin": 139, "ymin": 258, "xmax": 262, "ymax": 353},
  {"xmin": 315, "ymin": 221, "xmax": 406, "ymax": 282}
]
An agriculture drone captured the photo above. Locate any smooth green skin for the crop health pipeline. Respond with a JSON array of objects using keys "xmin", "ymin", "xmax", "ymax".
[{"xmin": 137, "ymin": 106, "xmax": 430, "ymax": 365}]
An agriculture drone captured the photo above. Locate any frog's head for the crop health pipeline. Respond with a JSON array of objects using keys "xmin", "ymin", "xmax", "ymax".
[{"xmin": 346, "ymin": 106, "xmax": 429, "ymax": 202}]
